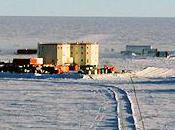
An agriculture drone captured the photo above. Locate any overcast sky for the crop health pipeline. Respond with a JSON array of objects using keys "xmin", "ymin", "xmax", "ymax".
[{"xmin": 0, "ymin": 0, "xmax": 175, "ymax": 17}]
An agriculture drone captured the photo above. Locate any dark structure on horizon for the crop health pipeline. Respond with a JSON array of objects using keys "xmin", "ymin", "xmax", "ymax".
[
  {"xmin": 16, "ymin": 49, "xmax": 37, "ymax": 55},
  {"xmin": 121, "ymin": 45, "xmax": 169, "ymax": 57}
]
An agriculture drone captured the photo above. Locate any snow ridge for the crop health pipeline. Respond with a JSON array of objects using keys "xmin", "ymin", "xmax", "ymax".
[{"xmin": 133, "ymin": 67, "xmax": 175, "ymax": 78}]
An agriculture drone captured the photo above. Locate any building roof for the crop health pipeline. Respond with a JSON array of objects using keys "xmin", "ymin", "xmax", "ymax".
[
  {"xmin": 38, "ymin": 42, "xmax": 98, "ymax": 45},
  {"xmin": 38, "ymin": 42, "xmax": 68, "ymax": 45},
  {"xmin": 69, "ymin": 42, "xmax": 98, "ymax": 45},
  {"xmin": 126, "ymin": 45, "xmax": 151, "ymax": 48},
  {"xmin": 126, "ymin": 45, "xmax": 152, "ymax": 51}
]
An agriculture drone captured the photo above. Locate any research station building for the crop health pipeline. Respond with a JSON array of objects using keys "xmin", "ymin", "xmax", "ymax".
[
  {"xmin": 38, "ymin": 42, "xmax": 99, "ymax": 66},
  {"xmin": 70, "ymin": 42, "xmax": 99, "ymax": 66},
  {"xmin": 121, "ymin": 45, "xmax": 158, "ymax": 57},
  {"xmin": 38, "ymin": 43, "xmax": 71, "ymax": 65}
]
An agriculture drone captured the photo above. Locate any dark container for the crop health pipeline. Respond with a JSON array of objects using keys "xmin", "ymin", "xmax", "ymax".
[
  {"xmin": 13, "ymin": 59, "xmax": 30, "ymax": 65},
  {"xmin": 17, "ymin": 49, "xmax": 37, "ymax": 54},
  {"xmin": 157, "ymin": 51, "xmax": 168, "ymax": 57}
]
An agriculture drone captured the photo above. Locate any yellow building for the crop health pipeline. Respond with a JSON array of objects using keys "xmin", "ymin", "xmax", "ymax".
[
  {"xmin": 38, "ymin": 43, "xmax": 71, "ymax": 65},
  {"xmin": 38, "ymin": 42, "xmax": 99, "ymax": 66},
  {"xmin": 70, "ymin": 42, "xmax": 99, "ymax": 66}
]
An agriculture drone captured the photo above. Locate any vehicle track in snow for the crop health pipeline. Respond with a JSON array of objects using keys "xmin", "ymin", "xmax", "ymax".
[{"xmin": 0, "ymin": 79, "xmax": 120, "ymax": 130}]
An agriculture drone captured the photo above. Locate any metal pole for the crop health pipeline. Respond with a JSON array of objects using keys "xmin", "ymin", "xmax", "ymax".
[{"xmin": 130, "ymin": 77, "xmax": 146, "ymax": 130}]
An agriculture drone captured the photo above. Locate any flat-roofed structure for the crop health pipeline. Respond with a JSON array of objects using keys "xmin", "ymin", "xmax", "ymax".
[
  {"xmin": 38, "ymin": 43, "xmax": 71, "ymax": 65},
  {"xmin": 126, "ymin": 45, "xmax": 152, "ymax": 55},
  {"xmin": 70, "ymin": 42, "xmax": 99, "ymax": 66},
  {"xmin": 37, "ymin": 42, "xmax": 99, "ymax": 66},
  {"xmin": 121, "ymin": 45, "xmax": 158, "ymax": 57}
]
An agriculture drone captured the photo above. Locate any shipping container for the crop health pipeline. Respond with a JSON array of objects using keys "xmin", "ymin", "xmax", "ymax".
[
  {"xmin": 17, "ymin": 49, "xmax": 37, "ymax": 54},
  {"xmin": 30, "ymin": 58, "xmax": 43, "ymax": 65},
  {"xmin": 13, "ymin": 59, "xmax": 30, "ymax": 65}
]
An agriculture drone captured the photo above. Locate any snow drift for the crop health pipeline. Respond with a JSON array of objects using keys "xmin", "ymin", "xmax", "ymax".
[{"xmin": 133, "ymin": 67, "xmax": 175, "ymax": 78}]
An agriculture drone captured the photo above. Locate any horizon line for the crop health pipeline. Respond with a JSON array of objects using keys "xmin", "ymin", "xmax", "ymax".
[{"xmin": 0, "ymin": 15, "xmax": 175, "ymax": 18}]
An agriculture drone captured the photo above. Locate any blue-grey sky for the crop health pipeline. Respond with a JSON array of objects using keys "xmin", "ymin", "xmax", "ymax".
[{"xmin": 0, "ymin": 0, "xmax": 175, "ymax": 17}]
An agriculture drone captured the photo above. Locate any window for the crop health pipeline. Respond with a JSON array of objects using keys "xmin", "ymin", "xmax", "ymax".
[
  {"xmin": 87, "ymin": 52, "xmax": 88, "ymax": 54},
  {"xmin": 81, "ymin": 46, "xmax": 83, "ymax": 49},
  {"xmin": 87, "ymin": 59, "xmax": 89, "ymax": 63},
  {"xmin": 81, "ymin": 52, "xmax": 83, "ymax": 55},
  {"xmin": 81, "ymin": 59, "xmax": 83, "ymax": 62}
]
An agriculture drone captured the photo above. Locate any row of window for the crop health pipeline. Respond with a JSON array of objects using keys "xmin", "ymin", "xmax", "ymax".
[
  {"xmin": 71, "ymin": 46, "xmax": 89, "ymax": 49},
  {"xmin": 71, "ymin": 52, "xmax": 89, "ymax": 55},
  {"xmin": 80, "ymin": 59, "xmax": 97, "ymax": 63}
]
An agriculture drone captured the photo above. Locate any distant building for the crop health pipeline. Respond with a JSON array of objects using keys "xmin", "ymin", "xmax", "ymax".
[
  {"xmin": 121, "ymin": 45, "xmax": 169, "ymax": 57},
  {"xmin": 121, "ymin": 45, "xmax": 157, "ymax": 57},
  {"xmin": 126, "ymin": 45, "xmax": 152, "ymax": 55},
  {"xmin": 38, "ymin": 42, "xmax": 99, "ymax": 66}
]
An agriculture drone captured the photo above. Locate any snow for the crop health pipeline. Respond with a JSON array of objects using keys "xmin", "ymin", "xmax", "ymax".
[
  {"xmin": 0, "ymin": 17, "xmax": 175, "ymax": 130},
  {"xmin": 0, "ymin": 64, "xmax": 175, "ymax": 129},
  {"xmin": 125, "ymin": 78, "xmax": 175, "ymax": 130},
  {"xmin": 83, "ymin": 65, "xmax": 175, "ymax": 130},
  {"xmin": 133, "ymin": 67, "xmax": 175, "ymax": 78},
  {"xmin": 0, "ymin": 79, "xmax": 119, "ymax": 130}
]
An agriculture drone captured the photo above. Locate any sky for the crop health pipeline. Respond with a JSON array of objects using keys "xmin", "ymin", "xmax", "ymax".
[{"xmin": 0, "ymin": 0, "xmax": 175, "ymax": 17}]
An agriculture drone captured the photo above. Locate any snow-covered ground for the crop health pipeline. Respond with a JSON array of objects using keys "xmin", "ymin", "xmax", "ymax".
[
  {"xmin": 0, "ymin": 64, "xmax": 175, "ymax": 129},
  {"xmin": 0, "ymin": 75, "xmax": 140, "ymax": 130},
  {"xmin": 128, "ymin": 78, "xmax": 175, "ymax": 130},
  {"xmin": 84, "ymin": 64, "xmax": 175, "ymax": 130},
  {"xmin": 0, "ymin": 79, "xmax": 120, "ymax": 130},
  {"xmin": 0, "ymin": 17, "xmax": 175, "ymax": 130}
]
